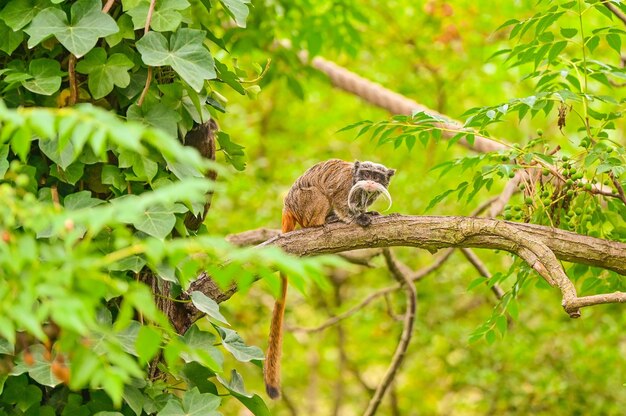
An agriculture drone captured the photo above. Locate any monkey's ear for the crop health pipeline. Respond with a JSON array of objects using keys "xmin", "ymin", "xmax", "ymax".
[
  {"xmin": 387, "ymin": 168, "xmax": 396, "ymax": 178},
  {"xmin": 353, "ymin": 160, "xmax": 361, "ymax": 173}
]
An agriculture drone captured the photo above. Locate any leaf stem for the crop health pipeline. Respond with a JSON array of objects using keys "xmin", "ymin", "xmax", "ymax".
[
  {"xmin": 137, "ymin": 0, "xmax": 158, "ymax": 107},
  {"xmin": 68, "ymin": 54, "xmax": 78, "ymax": 106}
]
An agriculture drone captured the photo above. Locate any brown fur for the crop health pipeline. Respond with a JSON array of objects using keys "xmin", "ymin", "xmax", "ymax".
[{"xmin": 264, "ymin": 159, "xmax": 395, "ymax": 399}]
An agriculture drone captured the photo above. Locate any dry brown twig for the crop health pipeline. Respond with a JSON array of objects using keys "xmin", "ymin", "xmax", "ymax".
[
  {"xmin": 137, "ymin": 0, "xmax": 157, "ymax": 107},
  {"xmin": 362, "ymin": 248, "xmax": 417, "ymax": 416},
  {"xmin": 259, "ymin": 215, "xmax": 626, "ymax": 317},
  {"xmin": 102, "ymin": 0, "xmax": 116, "ymax": 13},
  {"xmin": 605, "ymin": 1, "xmax": 626, "ymax": 26}
]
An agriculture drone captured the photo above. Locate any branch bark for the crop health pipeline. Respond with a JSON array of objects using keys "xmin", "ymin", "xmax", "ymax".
[
  {"xmin": 256, "ymin": 215, "xmax": 626, "ymax": 317},
  {"xmin": 179, "ymin": 215, "xmax": 626, "ymax": 332}
]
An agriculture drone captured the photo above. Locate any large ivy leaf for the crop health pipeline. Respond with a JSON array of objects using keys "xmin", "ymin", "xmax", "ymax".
[
  {"xmin": 0, "ymin": 0, "xmax": 49, "ymax": 30},
  {"xmin": 0, "ymin": 20, "xmax": 24, "ymax": 55},
  {"xmin": 132, "ymin": 203, "xmax": 177, "ymax": 239},
  {"xmin": 136, "ymin": 29, "xmax": 216, "ymax": 92},
  {"xmin": 105, "ymin": 13, "xmax": 135, "ymax": 47},
  {"xmin": 25, "ymin": 0, "xmax": 118, "ymax": 57},
  {"xmin": 127, "ymin": 0, "xmax": 190, "ymax": 32},
  {"xmin": 127, "ymin": 103, "xmax": 180, "ymax": 139},
  {"xmin": 181, "ymin": 325, "xmax": 223, "ymax": 371},
  {"xmin": 76, "ymin": 48, "xmax": 134, "ymax": 99},
  {"xmin": 11, "ymin": 345, "xmax": 62, "ymax": 387},
  {"xmin": 21, "ymin": 58, "xmax": 63, "ymax": 96},
  {"xmin": 158, "ymin": 388, "xmax": 220, "ymax": 416},
  {"xmin": 219, "ymin": 0, "xmax": 251, "ymax": 28},
  {"xmin": 217, "ymin": 370, "xmax": 271, "ymax": 416},
  {"xmin": 214, "ymin": 325, "xmax": 264, "ymax": 362}
]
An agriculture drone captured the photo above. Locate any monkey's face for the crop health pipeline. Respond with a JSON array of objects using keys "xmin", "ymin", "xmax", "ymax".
[
  {"xmin": 352, "ymin": 161, "xmax": 395, "ymax": 187},
  {"xmin": 348, "ymin": 161, "xmax": 395, "ymax": 213}
]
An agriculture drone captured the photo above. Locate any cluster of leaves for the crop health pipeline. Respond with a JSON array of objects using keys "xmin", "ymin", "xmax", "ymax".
[
  {"xmin": 0, "ymin": 102, "xmax": 342, "ymax": 414},
  {"xmin": 0, "ymin": 0, "xmax": 353, "ymax": 414},
  {"xmin": 345, "ymin": 0, "xmax": 626, "ymax": 344},
  {"xmin": 0, "ymin": 0, "xmax": 251, "ymax": 169}
]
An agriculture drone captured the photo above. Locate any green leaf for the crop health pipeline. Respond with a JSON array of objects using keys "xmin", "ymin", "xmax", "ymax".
[
  {"xmin": 21, "ymin": 58, "xmax": 63, "ymax": 95},
  {"xmin": 548, "ymin": 41, "xmax": 567, "ymax": 62},
  {"xmin": 123, "ymin": 386, "xmax": 146, "ymax": 416},
  {"xmin": 12, "ymin": 345, "xmax": 62, "ymax": 387},
  {"xmin": 560, "ymin": 27, "xmax": 577, "ymax": 38},
  {"xmin": 76, "ymin": 48, "xmax": 134, "ymax": 99},
  {"xmin": 216, "ymin": 369, "xmax": 252, "ymax": 397},
  {"xmin": 127, "ymin": 0, "xmax": 190, "ymax": 32},
  {"xmin": 216, "ymin": 369, "xmax": 272, "ymax": 415},
  {"xmin": 606, "ymin": 33, "xmax": 621, "ymax": 55},
  {"xmin": 25, "ymin": 0, "xmax": 119, "ymax": 57},
  {"xmin": 0, "ymin": 0, "xmax": 49, "ymax": 30},
  {"xmin": 219, "ymin": 0, "xmax": 251, "ymax": 28},
  {"xmin": 181, "ymin": 325, "xmax": 223, "ymax": 371},
  {"xmin": 105, "ymin": 13, "xmax": 135, "ymax": 47},
  {"xmin": 158, "ymin": 388, "xmax": 220, "ymax": 416},
  {"xmin": 0, "ymin": 20, "xmax": 24, "ymax": 55},
  {"xmin": 64, "ymin": 191, "xmax": 104, "ymax": 209},
  {"xmin": 136, "ymin": 326, "xmax": 162, "ymax": 363},
  {"xmin": 136, "ymin": 29, "xmax": 216, "ymax": 92},
  {"xmin": 190, "ymin": 291, "xmax": 230, "ymax": 325},
  {"xmin": 132, "ymin": 203, "xmax": 177, "ymax": 239},
  {"xmin": 127, "ymin": 103, "xmax": 180, "ymax": 139},
  {"xmin": 214, "ymin": 325, "xmax": 264, "ymax": 362}
]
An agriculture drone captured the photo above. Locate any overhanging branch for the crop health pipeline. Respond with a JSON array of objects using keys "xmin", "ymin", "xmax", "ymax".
[
  {"xmin": 179, "ymin": 215, "xmax": 626, "ymax": 332},
  {"xmin": 256, "ymin": 215, "xmax": 626, "ymax": 317}
]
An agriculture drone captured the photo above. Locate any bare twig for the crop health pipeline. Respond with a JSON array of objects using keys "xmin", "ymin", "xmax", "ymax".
[
  {"xmin": 460, "ymin": 248, "xmax": 504, "ymax": 299},
  {"xmin": 605, "ymin": 1, "xmax": 626, "ymax": 26},
  {"xmin": 290, "ymin": 248, "xmax": 454, "ymax": 333},
  {"xmin": 609, "ymin": 172, "xmax": 626, "ymax": 206},
  {"xmin": 68, "ymin": 55, "xmax": 77, "ymax": 106},
  {"xmin": 102, "ymin": 0, "xmax": 116, "ymax": 13},
  {"xmin": 144, "ymin": 0, "xmax": 157, "ymax": 32},
  {"xmin": 137, "ymin": 0, "xmax": 157, "ymax": 107},
  {"xmin": 566, "ymin": 291, "xmax": 626, "ymax": 309},
  {"xmin": 137, "ymin": 67, "xmax": 153, "ymax": 107},
  {"xmin": 363, "ymin": 249, "xmax": 417, "ymax": 416}
]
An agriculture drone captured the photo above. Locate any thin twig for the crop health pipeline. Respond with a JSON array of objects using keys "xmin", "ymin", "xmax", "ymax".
[
  {"xmin": 290, "ymin": 248, "xmax": 454, "ymax": 333},
  {"xmin": 363, "ymin": 249, "xmax": 417, "ymax": 416},
  {"xmin": 137, "ymin": 0, "xmax": 157, "ymax": 107},
  {"xmin": 605, "ymin": 1, "xmax": 626, "ymax": 26},
  {"xmin": 144, "ymin": 0, "xmax": 157, "ymax": 32},
  {"xmin": 68, "ymin": 55, "xmax": 77, "ymax": 106},
  {"xmin": 102, "ymin": 0, "xmax": 116, "ymax": 13},
  {"xmin": 460, "ymin": 248, "xmax": 504, "ymax": 299},
  {"xmin": 609, "ymin": 172, "xmax": 626, "ymax": 206},
  {"xmin": 137, "ymin": 67, "xmax": 153, "ymax": 107}
]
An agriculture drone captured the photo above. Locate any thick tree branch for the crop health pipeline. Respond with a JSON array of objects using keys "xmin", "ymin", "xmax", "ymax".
[
  {"xmin": 257, "ymin": 215, "xmax": 626, "ymax": 317},
  {"xmin": 181, "ymin": 215, "xmax": 626, "ymax": 332}
]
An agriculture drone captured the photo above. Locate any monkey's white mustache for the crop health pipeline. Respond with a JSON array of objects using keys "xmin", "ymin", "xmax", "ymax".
[{"xmin": 348, "ymin": 180, "xmax": 393, "ymax": 213}]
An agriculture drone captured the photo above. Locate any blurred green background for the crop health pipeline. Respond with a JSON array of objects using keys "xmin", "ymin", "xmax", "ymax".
[{"xmin": 206, "ymin": 0, "xmax": 626, "ymax": 414}]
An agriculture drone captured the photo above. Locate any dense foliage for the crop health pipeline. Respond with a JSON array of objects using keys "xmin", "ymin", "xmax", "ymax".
[{"xmin": 0, "ymin": 0, "xmax": 624, "ymax": 415}]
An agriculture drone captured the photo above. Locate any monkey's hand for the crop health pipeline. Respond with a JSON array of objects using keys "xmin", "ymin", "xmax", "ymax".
[
  {"xmin": 325, "ymin": 212, "xmax": 342, "ymax": 223},
  {"xmin": 354, "ymin": 213, "xmax": 372, "ymax": 227}
]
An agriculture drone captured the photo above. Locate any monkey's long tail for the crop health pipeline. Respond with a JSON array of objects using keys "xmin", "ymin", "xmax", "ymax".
[
  {"xmin": 264, "ymin": 209, "xmax": 297, "ymax": 399},
  {"xmin": 264, "ymin": 273, "xmax": 287, "ymax": 399}
]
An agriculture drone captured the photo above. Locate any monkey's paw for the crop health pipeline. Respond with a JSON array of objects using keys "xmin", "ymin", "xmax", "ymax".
[{"xmin": 355, "ymin": 213, "xmax": 372, "ymax": 227}]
